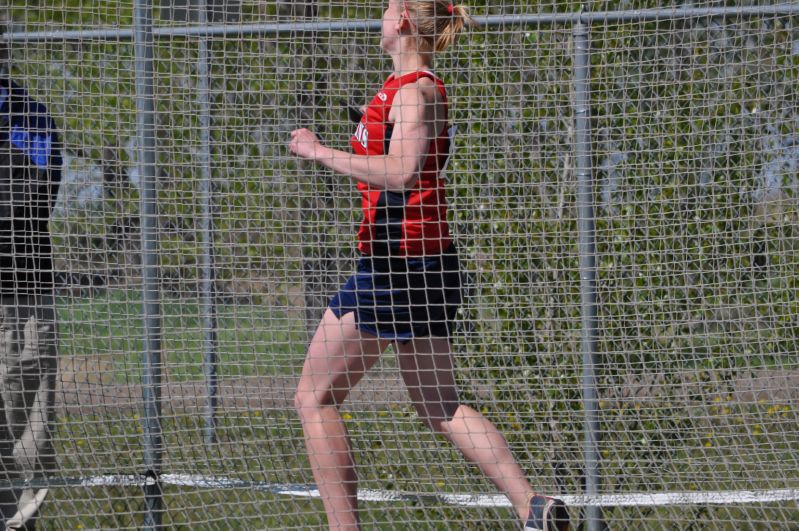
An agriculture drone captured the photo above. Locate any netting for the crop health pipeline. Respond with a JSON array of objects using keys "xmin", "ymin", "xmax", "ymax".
[{"xmin": 1, "ymin": 1, "xmax": 798, "ymax": 528}]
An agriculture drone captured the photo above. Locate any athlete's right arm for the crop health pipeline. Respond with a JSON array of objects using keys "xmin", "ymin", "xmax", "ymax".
[{"xmin": 288, "ymin": 81, "xmax": 444, "ymax": 191}]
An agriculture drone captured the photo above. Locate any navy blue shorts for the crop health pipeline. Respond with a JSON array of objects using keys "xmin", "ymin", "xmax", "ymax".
[{"xmin": 329, "ymin": 245, "xmax": 463, "ymax": 343}]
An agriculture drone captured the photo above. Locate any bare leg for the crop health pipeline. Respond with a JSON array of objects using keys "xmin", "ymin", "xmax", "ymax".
[
  {"xmin": 294, "ymin": 310, "xmax": 390, "ymax": 530},
  {"xmin": 397, "ymin": 337, "xmax": 534, "ymax": 521}
]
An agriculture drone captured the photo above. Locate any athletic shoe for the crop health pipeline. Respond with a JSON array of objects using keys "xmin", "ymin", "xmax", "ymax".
[{"xmin": 524, "ymin": 493, "xmax": 569, "ymax": 531}]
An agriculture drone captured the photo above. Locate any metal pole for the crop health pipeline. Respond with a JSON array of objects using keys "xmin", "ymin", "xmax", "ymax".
[
  {"xmin": 133, "ymin": 0, "xmax": 164, "ymax": 527},
  {"xmin": 196, "ymin": 0, "xmax": 219, "ymax": 448},
  {"xmin": 573, "ymin": 20, "xmax": 603, "ymax": 531},
  {"xmin": 6, "ymin": 5, "xmax": 799, "ymax": 43}
]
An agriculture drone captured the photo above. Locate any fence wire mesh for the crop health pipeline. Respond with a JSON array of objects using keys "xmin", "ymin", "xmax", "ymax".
[{"xmin": 1, "ymin": 1, "xmax": 797, "ymax": 529}]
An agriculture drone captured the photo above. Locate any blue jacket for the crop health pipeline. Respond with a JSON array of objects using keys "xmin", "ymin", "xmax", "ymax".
[{"xmin": 0, "ymin": 76, "xmax": 62, "ymax": 295}]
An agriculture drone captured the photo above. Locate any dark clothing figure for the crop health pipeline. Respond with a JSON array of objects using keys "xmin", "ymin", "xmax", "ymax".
[
  {"xmin": 0, "ymin": 76, "xmax": 61, "ymax": 529},
  {"xmin": 0, "ymin": 77, "xmax": 62, "ymax": 295}
]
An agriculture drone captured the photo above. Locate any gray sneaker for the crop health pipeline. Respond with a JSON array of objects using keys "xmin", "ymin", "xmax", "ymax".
[{"xmin": 524, "ymin": 494, "xmax": 569, "ymax": 531}]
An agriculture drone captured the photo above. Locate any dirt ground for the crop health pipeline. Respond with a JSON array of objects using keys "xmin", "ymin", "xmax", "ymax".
[{"xmin": 57, "ymin": 356, "xmax": 799, "ymax": 416}]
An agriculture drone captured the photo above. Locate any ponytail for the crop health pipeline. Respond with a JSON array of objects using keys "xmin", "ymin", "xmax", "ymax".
[
  {"xmin": 405, "ymin": 1, "xmax": 477, "ymax": 54},
  {"xmin": 434, "ymin": 3, "xmax": 476, "ymax": 52}
]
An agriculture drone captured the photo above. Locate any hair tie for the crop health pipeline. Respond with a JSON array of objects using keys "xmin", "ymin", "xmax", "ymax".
[{"xmin": 447, "ymin": 2, "xmax": 454, "ymax": 15}]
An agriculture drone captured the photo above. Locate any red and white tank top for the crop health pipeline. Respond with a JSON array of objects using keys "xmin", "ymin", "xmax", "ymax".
[{"xmin": 350, "ymin": 70, "xmax": 453, "ymax": 257}]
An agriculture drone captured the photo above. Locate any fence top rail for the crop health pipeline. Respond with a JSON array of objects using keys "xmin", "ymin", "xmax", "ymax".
[{"xmin": 3, "ymin": 5, "xmax": 799, "ymax": 43}]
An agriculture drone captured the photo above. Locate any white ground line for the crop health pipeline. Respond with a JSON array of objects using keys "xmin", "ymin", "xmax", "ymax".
[{"xmin": 73, "ymin": 474, "xmax": 799, "ymax": 508}]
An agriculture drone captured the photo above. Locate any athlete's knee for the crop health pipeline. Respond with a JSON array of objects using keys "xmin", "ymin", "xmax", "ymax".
[
  {"xmin": 293, "ymin": 388, "xmax": 315, "ymax": 418},
  {"xmin": 294, "ymin": 385, "xmax": 336, "ymax": 420}
]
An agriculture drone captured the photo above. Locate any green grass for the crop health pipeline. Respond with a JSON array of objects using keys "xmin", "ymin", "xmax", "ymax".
[
  {"xmin": 56, "ymin": 289, "xmax": 308, "ymax": 383},
  {"xmin": 46, "ymin": 408, "xmax": 519, "ymax": 529},
  {"xmin": 46, "ymin": 289, "xmax": 799, "ymax": 528},
  {"xmin": 41, "ymin": 398, "xmax": 799, "ymax": 529}
]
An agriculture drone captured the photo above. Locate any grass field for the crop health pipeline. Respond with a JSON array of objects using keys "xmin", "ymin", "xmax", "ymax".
[
  {"xmin": 39, "ymin": 289, "xmax": 799, "ymax": 528},
  {"xmin": 56, "ymin": 289, "xmax": 309, "ymax": 383},
  {"xmin": 45, "ymin": 406, "xmax": 798, "ymax": 529}
]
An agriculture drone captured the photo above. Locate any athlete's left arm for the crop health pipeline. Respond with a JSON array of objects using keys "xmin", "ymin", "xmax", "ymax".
[{"xmin": 288, "ymin": 81, "xmax": 444, "ymax": 191}]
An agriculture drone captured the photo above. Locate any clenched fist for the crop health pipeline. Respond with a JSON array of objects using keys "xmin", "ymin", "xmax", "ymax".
[{"xmin": 288, "ymin": 128, "xmax": 323, "ymax": 160}]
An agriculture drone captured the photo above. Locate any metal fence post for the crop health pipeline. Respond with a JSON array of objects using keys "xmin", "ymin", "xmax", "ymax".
[
  {"xmin": 573, "ymin": 18, "xmax": 603, "ymax": 531},
  {"xmin": 196, "ymin": 0, "xmax": 220, "ymax": 449},
  {"xmin": 133, "ymin": 0, "xmax": 164, "ymax": 527}
]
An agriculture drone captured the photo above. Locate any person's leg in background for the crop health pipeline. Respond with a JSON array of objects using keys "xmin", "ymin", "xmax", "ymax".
[{"xmin": 0, "ymin": 295, "xmax": 57, "ymax": 530}]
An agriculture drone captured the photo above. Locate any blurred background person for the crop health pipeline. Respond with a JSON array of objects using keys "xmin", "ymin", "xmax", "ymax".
[{"xmin": 0, "ymin": 39, "xmax": 63, "ymax": 530}]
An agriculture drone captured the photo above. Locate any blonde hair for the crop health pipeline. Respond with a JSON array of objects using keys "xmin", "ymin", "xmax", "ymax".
[{"xmin": 404, "ymin": 0, "xmax": 476, "ymax": 53}]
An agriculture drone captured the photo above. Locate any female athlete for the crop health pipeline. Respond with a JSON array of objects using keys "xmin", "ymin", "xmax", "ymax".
[{"xmin": 288, "ymin": 1, "xmax": 569, "ymax": 529}]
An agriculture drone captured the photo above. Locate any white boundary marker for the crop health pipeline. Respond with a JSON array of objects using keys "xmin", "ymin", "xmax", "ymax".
[{"xmin": 67, "ymin": 474, "xmax": 799, "ymax": 508}]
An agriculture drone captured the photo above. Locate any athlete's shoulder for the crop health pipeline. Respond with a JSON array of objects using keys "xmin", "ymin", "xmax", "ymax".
[
  {"xmin": 400, "ymin": 81, "xmax": 434, "ymax": 101},
  {"xmin": 413, "ymin": 75, "xmax": 438, "ymax": 90},
  {"xmin": 415, "ymin": 71, "xmax": 446, "ymax": 89},
  {"xmin": 395, "ymin": 75, "xmax": 444, "ymax": 106}
]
